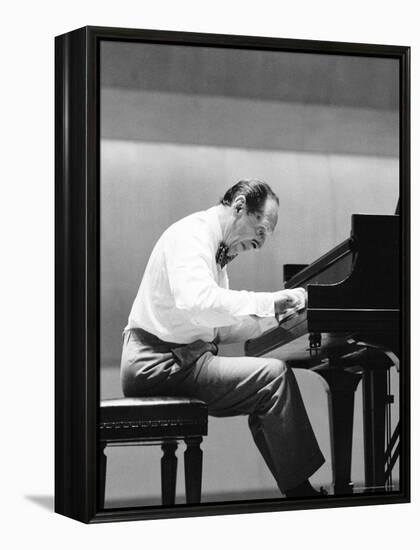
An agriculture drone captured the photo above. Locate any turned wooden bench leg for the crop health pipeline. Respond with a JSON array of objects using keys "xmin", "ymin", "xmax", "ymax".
[
  {"xmin": 161, "ymin": 441, "xmax": 178, "ymax": 505},
  {"xmin": 99, "ymin": 442, "xmax": 107, "ymax": 509},
  {"xmin": 184, "ymin": 436, "xmax": 203, "ymax": 504}
]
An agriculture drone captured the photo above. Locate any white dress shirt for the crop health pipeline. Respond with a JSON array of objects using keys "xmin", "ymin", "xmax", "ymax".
[{"xmin": 126, "ymin": 206, "xmax": 278, "ymax": 344}]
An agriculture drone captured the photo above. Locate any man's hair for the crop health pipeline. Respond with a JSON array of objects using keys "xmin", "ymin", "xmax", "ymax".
[{"xmin": 220, "ymin": 179, "xmax": 279, "ymax": 215}]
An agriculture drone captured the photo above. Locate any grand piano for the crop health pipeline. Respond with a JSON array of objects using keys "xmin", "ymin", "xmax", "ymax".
[{"xmin": 245, "ymin": 213, "xmax": 401, "ymax": 495}]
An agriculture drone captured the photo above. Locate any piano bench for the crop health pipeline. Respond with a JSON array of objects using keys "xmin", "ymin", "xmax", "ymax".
[{"xmin": 99, "ymin": 397, "xmax": 208, "ymax": 508}]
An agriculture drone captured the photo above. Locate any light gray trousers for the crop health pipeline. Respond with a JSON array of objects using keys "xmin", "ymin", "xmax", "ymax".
[{"xmin": 120, "ymin": 328, "xmax": 325, "ymax": 492}]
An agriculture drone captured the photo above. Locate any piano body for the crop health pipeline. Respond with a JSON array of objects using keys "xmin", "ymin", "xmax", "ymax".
[{"xmin": 245, "ymin": 214, "xmax": 400, "ymax": 495}]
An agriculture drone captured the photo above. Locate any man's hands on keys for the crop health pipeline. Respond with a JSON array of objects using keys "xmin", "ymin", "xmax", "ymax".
[{"xmin": 273, "ymin": 288, "xmax": 307, "ymax": 319}]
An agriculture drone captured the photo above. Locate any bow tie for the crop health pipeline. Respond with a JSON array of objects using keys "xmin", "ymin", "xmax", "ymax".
[{"xmin": 215, "ymin": 242, "xmax": 238, "ymax": 269}]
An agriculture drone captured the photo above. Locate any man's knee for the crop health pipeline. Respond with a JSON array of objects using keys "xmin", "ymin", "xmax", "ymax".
[
  {"xmin": 260, "ymin": 357, "xmax": 287, "ymax": 382},
  {"xmin": 250, "ymin": 358, "xmax": 289, "ymax": 415}
]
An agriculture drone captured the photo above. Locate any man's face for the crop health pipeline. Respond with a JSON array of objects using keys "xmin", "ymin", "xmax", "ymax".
[{"xmin": 227, "ymin": 197, "xmax": 278, "ymax": 256}]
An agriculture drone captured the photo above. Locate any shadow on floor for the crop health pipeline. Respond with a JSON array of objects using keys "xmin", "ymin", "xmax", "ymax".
[{"xmin": 25, "ymin": 495, "xmax": 54, "ymax": 512}]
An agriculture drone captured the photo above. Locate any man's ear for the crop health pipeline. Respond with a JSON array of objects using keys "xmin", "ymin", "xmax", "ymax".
[{"xmin": 232, "ymin": 194, "xmax": 247, "ymax": 216}]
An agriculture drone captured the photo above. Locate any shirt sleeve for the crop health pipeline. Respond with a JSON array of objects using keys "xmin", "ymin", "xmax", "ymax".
[{"xmin": 164, "ymin": 224, "xmax": 275, "ymax": 328}]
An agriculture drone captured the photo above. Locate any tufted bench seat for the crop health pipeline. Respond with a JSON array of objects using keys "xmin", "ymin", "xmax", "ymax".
[{"xmin": 99, "ymin": 397, "xmax": 208, "ymax": 508}]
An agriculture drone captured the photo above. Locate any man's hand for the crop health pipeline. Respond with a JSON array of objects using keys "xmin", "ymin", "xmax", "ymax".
[{"xmin": 273, "ymin": 288, "xmax": 307, "ymax": 317}]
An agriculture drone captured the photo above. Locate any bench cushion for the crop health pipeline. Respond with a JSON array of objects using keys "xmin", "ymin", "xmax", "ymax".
[{"xmin": 100, "ymin": 397, "xmax": 208, "ymax": 442}]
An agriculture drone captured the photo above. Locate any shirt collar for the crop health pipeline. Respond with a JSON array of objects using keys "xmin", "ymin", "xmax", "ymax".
[
  {"xmin": 205, "ymin": 206, "xmax": 223, "ymax": 254},
  {"xmin": 205, "ymin": 206, "xmax": 239, "ymax": 269}
]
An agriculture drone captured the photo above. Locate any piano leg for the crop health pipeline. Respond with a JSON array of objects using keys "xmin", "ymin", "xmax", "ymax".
[
  {"xmin": 317, "ymin": 366, "xmax": 361, "ymax": 495},
  {"xmin": 362, "ymin": 366, "xmax": 388, "ymax": 492}
]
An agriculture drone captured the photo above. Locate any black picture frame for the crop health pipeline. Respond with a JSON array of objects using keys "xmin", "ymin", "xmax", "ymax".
[{"xmin": 55, "ymin": 25, "xmax": 410, "ymax": 523}]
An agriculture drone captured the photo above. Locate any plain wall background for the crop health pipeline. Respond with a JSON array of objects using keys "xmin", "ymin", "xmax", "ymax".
[
  {"xmin": 100, "ymin": 42, "xmax": 399, "ymax": 505},
  {"xmin": 100, "ymin": 43, "xmax": 399, "ymax": 368},
  {"xmin": 1, "ymin": 0, "xmax": 418, "ymax": 549}
]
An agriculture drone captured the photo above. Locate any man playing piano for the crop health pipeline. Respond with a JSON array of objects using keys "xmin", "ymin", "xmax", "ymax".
[{"xmin": 121, "ymin": 179, "xmax": 326, "ymax": 498}]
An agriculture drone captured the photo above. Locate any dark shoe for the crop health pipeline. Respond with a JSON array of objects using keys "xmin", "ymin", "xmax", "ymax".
[{"xmin": 284, "ymin": 480, "xmax": 329, "ymax": 498}]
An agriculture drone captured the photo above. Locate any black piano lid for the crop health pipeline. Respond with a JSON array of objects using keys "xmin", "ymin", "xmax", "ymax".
[
  {"xmin": 284, "ymin": 238, "xmax": 353, "ymax": 289},
  {"xmin": 246, "ymin": 214, "xmax": 400, "ymax": 359}
]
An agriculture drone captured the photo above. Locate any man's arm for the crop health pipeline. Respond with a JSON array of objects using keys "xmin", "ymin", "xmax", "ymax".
[
  {"xmin": 216, "ymin": 289, "xmax": 307, "ymax": 344},
  {"xmin": 164, "ymin": 228, "xmax": 274, "ymax": 327},
  {"xmin": 164, "ymin": 225, "xmax": 306, "ymax": 330}
]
